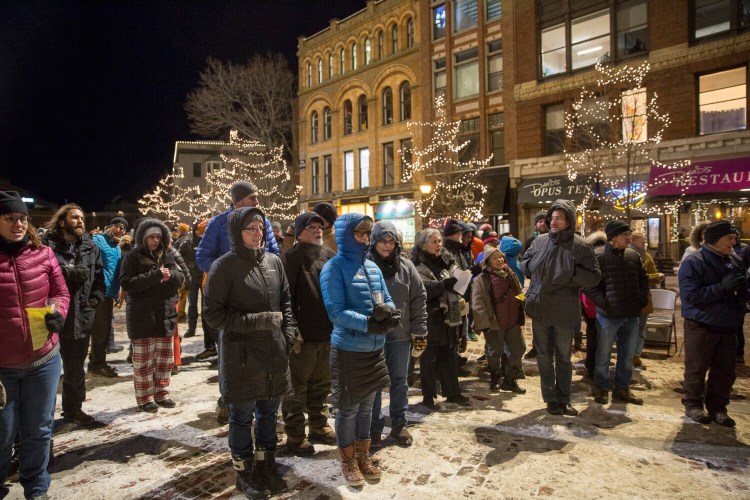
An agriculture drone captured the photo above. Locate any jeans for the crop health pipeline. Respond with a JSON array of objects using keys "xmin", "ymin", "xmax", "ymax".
[
  {"xmin": 336, "ymin": 391, "xmax": 377, "ymax": 448},
  {"xmin": 0, "ymin": 354, "xmax": 62, "ymax": 499},
  {"xmin": 228, "ymin": 398, "xmax": 280, "ymax": 459},
  {"xmin": 187, "ymin": 276, "xmax": 202, "ymax": 332},
  {"xmin": 532, "ymin": 321, "xmax": 575, "ymax": 404},
  {"xmin": 371, "ymin": 340, "xmax": 410, "ymax": 434},
  {"xmin": 683, "ymin": 319, "xmax": 737, "ymax": 414},
  {"xmin": 594, "ymin": 315, "xmax": 639, "ymax": 390},
  {"xmin": 634, "ymin": 312, "xmax": 648, "ymax": 356},
  {"xmin": 89, "ymin": 298, "xmax": 114, "ymax": 368},
  {"xmin": 59, "ymin": 335, "xmax": 91, "ymax": 417},
  {"xmin": 282, "ymin": 341, "xmax": 331, "ymax": 439},
  {"xmin": 484, "ymin": 326, "xmax": 525, "ymax": 376}
]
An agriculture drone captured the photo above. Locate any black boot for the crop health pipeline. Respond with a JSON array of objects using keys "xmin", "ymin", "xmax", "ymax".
[
  {"xmin": 489, "ymin": 370, "xmax": 501, "ymax": 391},
  {"xmin": 232, "ymin": 456, "xmax": 269, "ymax": 499},
  {"xmin": 500, "ymin": 377, "xmax": 526, "ymax": 394},
  {"xmin": 574, "ymin": 331, "xmax": 583, "ymax": 351},
  {"xmin": 257, "ymin": 449, "xmax": 288, "ymax": 495}
]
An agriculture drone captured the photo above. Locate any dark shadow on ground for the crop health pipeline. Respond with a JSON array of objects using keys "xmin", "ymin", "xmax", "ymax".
[{"xmin": 670, "ymin": 421, "xmax": 750, "ymax": 471}]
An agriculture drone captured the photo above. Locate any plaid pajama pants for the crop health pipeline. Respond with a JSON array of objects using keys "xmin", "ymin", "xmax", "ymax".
[{"xmin": 132, "ymin": 336, "xmax": 174, "ymax": 406}]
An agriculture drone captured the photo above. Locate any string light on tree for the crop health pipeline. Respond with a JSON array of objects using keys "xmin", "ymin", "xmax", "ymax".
[{"xmin": 138, "ymin": 166, "xmax": 199, "ymax": 223}]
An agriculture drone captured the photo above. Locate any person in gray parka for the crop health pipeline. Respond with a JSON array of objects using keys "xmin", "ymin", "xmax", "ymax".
[
  {"xmin": 521, "ymin": 199, "xmax": 601, "ymax": 416},
  {"xmin": 367, "ymin": 221, "xmax": 427, "ymax": 447}
]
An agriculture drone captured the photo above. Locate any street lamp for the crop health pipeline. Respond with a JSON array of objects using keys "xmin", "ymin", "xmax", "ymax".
[{"xmin": 419, "ymin": 183, "xmax": 432, "ymax": 195}]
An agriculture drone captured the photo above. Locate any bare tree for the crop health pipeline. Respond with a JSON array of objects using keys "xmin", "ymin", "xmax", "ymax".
[
  {"xmin": 185, "ymin": 54, "xmax": 294, "ymax": 158},
  {"xmin": 138, "ymin": 166, "xmax": 199, "ymax": 223}
]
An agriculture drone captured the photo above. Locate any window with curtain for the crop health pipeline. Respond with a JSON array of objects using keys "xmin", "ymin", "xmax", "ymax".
[
  {"xmin": 317, "ymin": 59, "xmax": 322, "ymax": 83},
  {"xmin": 383, "ymin": 142, "xmax": 394, "ymax": 186},
  {"xmin": 455, "ymin": 48, "xmax": 479, "ymax": 99},
  {"xmin": 343, "ymin": 100, "xmax": 353, "ymax": 135},
  {"xmin": 311, "ymin": 157, "xmax": 319, "ymax": 194},
  {"xmin": 391, "ymin": 24, "xmax": 398, "ymax": 54},
  {"xmin": 323, "ymin": 107, "xmax": 331, "ymax": 140},
  {"xmin": 382, "ymin": 87, "xmax": 393, "ymax": 125},
  {"xmin": 487, "ymin": 40, "xmax": 503, "ymax": 92},
  {"xmin": 358, "ymin": 95, "xmax": 368, "ymax": 131},
  {"xmin": 406, "ymin": 18, "xmax": 415, "ymax": 48},
  {"xmin": 378, "ymin": 31, "xmax": 384, "ymax": 59},
  {"xmin": 344, "ymin": 151, "xmax": 354, "ymax": 191},
  {"xmin": 351, "ymin": 43, "xmax": 358, "ymax": 70},
  {"xmin": 400, "ymin": 81, "xmax": 411, "ymax": 121},
  {"xmin": 310, "ymin": 111, "xmax": 318, "ymax": 143},
  {"xmin": 454, "ymin": 0, "xmax": 478, "ymax": 32},
  {"xmin": 544, "ymin": 104, "xmax": 566, "ymax": 154},
  {"xmin": 364, "ymin": 38, "xmax": 371, "ymax": 65},
  {"xmin": 324, "ymin": 155, "xmax": 332, "ymax": 193},
  {"xmin": 699, "ymin": 67, "xmax": 747, "ymax": 134},
  {"xmin": 433, "ymin": 4, "xmax": 446, "ymax": 40},
  {"xmin": 359, "ymin": 148, "xmax": 369, "ymax": 188}
]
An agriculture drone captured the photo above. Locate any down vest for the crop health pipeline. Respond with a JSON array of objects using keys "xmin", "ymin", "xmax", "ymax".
[
  {"xmin": 0, "ymin": 242, "xmax": 70, "ymax": 368},
  {"xmin": 583, "ymin": 243, "xmax": 649, "ymax": 317},
  {"xmin": 320, "ymin": 213, "xmax": 395, "ymax": 353}
]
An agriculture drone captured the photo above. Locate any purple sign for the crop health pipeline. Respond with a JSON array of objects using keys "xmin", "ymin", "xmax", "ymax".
[{"xmin": 648, "ymin": 156, "xmax": 750, "ymax": 196}]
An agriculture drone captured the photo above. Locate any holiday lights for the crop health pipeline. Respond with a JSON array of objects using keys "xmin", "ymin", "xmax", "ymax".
[{"xmin": 138, "ymin": 166, "xmax": 200, "ymax": 223}]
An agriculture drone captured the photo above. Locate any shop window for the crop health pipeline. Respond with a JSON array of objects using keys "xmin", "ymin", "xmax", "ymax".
[
  {"xmin": 391, "ymin": 24, "xmax": 398, "ymax": 54},
  {"xmin": 343, "ymin": 100, "xmax": 353, "ymax": 135},
  {"xmin": 340, "ymin": 48, "xmax": 345, "ymax": 74},
  {"xmin": 617, "ymin": 0, "xmax": 648, "ymax": 59},
  {"xmin": 310, "ymin": 111, "xmax": 319, "ymax": 143},
  {"xmin": 455, "ymin": 48, "xmax": 479, "ymax": 99},
  {"xmin": 317, "ymin": 59, "xmax": 322, "ymax": 83},
  {"xmin": 358, "ymin": 95, "xmax": 368, "ymax": 131},
  {"xmin": 324, "ymin": 155, "xmax": 332, "ymax": 193},
  {"xmin": 351, "ymin": 43, "xmax": 358, "ymax": 70},
  {"xmin": 699, "ymin": 67, "xmax": 747, "ymax": 135},
  {"xmin": 311, "ymin": 157, "xmax": 319, "ymax": 194},
  {"xmin": 487, "ymin": 40, "xmax": 503, "ymax": 92},
  {"xmin": 306, "ymin": 63, "xmax": 312, "ymax": 87},
  {"xmin": 193, "ymin": 162, "xmax": 201, "ymax": 177},
  {"xmin": 323, "ymin": 107, "xmax": 331, "ymax": 140},
  {"xmin": 383, "ymin": 87, "xmax": 393, "ymax": 125},
  {"xmin": 434, "ymin": 58, "xmax": 447, "ymax": 99},
  {"xmin": 344, "ymin": 151, "xmax": 354, "ymax": 191},
  {"xmin": 433, "ymin": 4, "xmax": 446, "ymax": 40},
  {"xmin": 378, "ymin": 31, "xmax": 384, "ymax": 59},
  {"xmin": 406, "ymin": 17, "xmax": 415, "ymax": 48},
  {"xmin": 328, "ymin": 54, "xmax": 334, "ymax": 79},
  {"xmin": 571, "ymin": 10, "xmax": 610, "ymax": 71},
  {"xmin": 487, "ymin": 0, "xmax": 501, "ymax": 21},
  {"xmin": 365, "ymin": 38, "xmax": 371, "ymax": 65},
  {"xmin": 545, "ymin": 104, "xmax": 566, "ymax": 154},
  {"xmin": 454, "ymin": 0, "xmax": 478, "ymax": 32},
  {"xmin": 359, "ymin": 148, "xmax": 370, "ymax": 189},
  {"xmin": 383, "ymin": 142, "xmax": 395, "ymax": 186},
  {"xmin": 400, "ymin": 82, "xmax": 411, "ymax": 121},
  {"xmin": 622, "ymin": 87, "xmax": 648, "ymax": 143}
]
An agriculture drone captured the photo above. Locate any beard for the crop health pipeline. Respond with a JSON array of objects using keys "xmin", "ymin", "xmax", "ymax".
[{"xmin": 63, "ymin": 221, "xmax": 84, "ymax": 238}]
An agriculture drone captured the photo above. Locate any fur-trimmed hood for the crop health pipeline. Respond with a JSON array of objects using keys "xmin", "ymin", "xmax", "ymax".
[
  {"xmin": 586, "ymin": 230, "xmax": 607, "ymax": 248},
  {"xmin": 134, "ymin": 218, "xmax": 171, "ymax": 251},
  {"xmin": 690, "ymin": 222, "xmax": 710, "ymax": 249}
]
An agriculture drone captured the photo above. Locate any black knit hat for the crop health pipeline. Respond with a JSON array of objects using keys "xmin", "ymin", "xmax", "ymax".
[
  {"xmin": 312, "ymin": 202, "xmax": 337, "ymax": 226},
  {"xmin": 704, "ymin": 220, "xmax": 736, "ymax": 245},
  {"xmin": 605, "ymin": 219, "xmax": 631, "ymax": 240},
  {"xmin": 534, "ymin": 211, "xmax": 547, "ymax": 224},
  {"xmin": 230, "ymin": 181, "xmax": 258, "ymax": 203},
  {"xmin": 109, "ymin": 216, "xmax": 129, "ymax": 230},
  {"xmin": 293, "ymin": 212, "xmax": 325, "ymax": 240},
  {"xmin": 0, "ymin": 191, "xmax": 27, "ymax": 216},
  {"xmin": 444, "ymin": 219, "xmax": 463, "ymax": 237}
]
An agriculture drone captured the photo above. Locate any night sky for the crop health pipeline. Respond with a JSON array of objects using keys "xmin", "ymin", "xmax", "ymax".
[{"xmin": 0, "ymin": 0, "xmax": 364, "ymax": 210}]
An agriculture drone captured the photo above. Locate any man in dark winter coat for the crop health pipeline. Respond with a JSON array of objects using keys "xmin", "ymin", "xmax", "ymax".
[
  {"xmin": 521, "ymin": 199, "xmax": 601, "ymax": 416},
  {"xmin": 522, "ymin": 211, "xmax": 548, "ymax": 358},
  {"xmin": 280, "ymin": 212, "xmax": 337, "ymax": 456},
  {"xmin": 442, "ymin": 219, "xmax": 473, "ymax": 356},
  {"xmin": 584, "ymin": 220, "xmax": 649, "ymax": 406},
  {"xmin": 42, "ymin": 204, "xmax": 105, "ymax": 427},
  {"xmin": 679, "ymin": 220, "xmax": 749, "ymax": 427}
]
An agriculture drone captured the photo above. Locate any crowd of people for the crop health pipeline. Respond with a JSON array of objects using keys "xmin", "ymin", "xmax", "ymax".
[{"xmin": 1, "ymin": 183, "xmax": 748, "ymax": 499}]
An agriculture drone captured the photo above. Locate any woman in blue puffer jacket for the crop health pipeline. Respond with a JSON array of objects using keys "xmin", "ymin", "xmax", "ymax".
[{"xmin": 320, "ymin": 213, "xmax": 398, "ymax": 487}]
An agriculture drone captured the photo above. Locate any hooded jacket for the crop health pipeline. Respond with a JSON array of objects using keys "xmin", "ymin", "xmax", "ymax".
[
  {"xmin": 367, "ymin": 221, "xmax": 427, "ymax": 342},
  {"xmin": 500, "ymin": 236, "xmax": 525, "ymax": 286},
  {"xmin": 119, "ymin": 219, "xmax": 184, "ymax": 339},
  {"xmin": 583, "ymin": 242, "xmax": 649, "ymax": 317},
  {"xmin": 320, "ymin": 213, "xmax": 395, "ymax": 352},
  {"xmin": 203, "ymin": 207, "xmax": 295, "ymax": 402},
  {"xmin": 42, "ymin": 231, "xmax": 105, "ymax": 339},
  {"xmin": 472, "ymin": 245, "xmax": 525, "ymax": 332},
  {"xmin": 520, "ymin": 199, "xmax": 601, "ymax": 325}
]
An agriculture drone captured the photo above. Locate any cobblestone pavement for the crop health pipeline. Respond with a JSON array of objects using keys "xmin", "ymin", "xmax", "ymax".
[{"xmin": 4, "ymin": 276, "xmax": 750, "ymax": 499}]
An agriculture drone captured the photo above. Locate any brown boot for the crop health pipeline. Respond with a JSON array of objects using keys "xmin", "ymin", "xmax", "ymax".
[
  {"xmin": 338, "ymin": 445, "xmax": 365, "ymax": 487},
  {"xmin": 353, "ymin": 438, "xmax": 381, "ymax": 481}
]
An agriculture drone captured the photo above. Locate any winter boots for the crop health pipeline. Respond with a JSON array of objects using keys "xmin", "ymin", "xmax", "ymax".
[
  {"xmin": 489, "ymin": 370, "xmax": 501, "ymax": 392},
  {"xmin": 232, "ymin": 450, "xmax": 288, "ymax": 500},
  {"xmin": 353, "ymin": 438, "xmax": 381, "ymax": 481},
  {"xmin": 338, "ymin": 444, "xmax": 365, "ymax": 487}
]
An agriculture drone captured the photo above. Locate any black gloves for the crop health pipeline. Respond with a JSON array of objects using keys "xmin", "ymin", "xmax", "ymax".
[
  {"xmin": 62, "ymin": 264, "xmax": 90, "ymax": 284},
  {"xmin": 45, "ymin": 312, "xmax": 65, "ymax": 333},
  {"xmin": 372, "ymin": 302, "xmax": 394, "ymax": 322},
  {"xmin": 367, "ymin": 316, "xmax": 391, "ymax": 334},
  {"xmin": 720, "ymin": 273, "xmax": 746, "ymax": 292},
  {"xmin": 443, "ymin": 277, "xmax": 458, "ymax": 291},
  {"xmin": 252, "ymin": 311, "xmax": 283, "ymax": 330},
  {"xmin": 367, "ymin": 307, "xmax": 402, "ymax": 334}
]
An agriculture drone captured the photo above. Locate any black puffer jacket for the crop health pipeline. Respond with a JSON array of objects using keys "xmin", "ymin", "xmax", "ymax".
[
  {"xmin": 42, "ymin": 231, "xmax": 105, "ymax": 339},
  {"xmin": 584, "ymin": 242, "xmax": 649, "ymax": 317},
  {"xmin": 411, "ymin": 247, "xmax": 458, "ymax": 346},
  {"xmin": 203, "ymin": 207, "xmax": 295, "ymax": 403},
  {"xmin": 119, "ymin": 219, "xmax": 184, "ymax": 339}
]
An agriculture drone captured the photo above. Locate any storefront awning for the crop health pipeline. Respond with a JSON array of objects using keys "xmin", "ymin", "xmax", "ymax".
[
  {"xmin": 649, "ymin": 156, "xmax": 750, "ymax": 197},
  {"xmin": 517, "ymin": 175, "xmax": 593, "ymax": 204}
]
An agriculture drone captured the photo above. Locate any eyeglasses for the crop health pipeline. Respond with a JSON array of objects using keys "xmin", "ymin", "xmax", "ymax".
[
  {"xmin": 355, "ymin": 230, "xmax": 371, "ymax": 236},
  {"xmin": 304, "ymin": 225, "xmax": 323, "ymax": 233},
  {"xmin": 1, "ymin": 214, "xmax": 29, "ymax": 224},
  {"xmin": 243, "ymin": 226, "xmax": 263, "ymax": 233}
]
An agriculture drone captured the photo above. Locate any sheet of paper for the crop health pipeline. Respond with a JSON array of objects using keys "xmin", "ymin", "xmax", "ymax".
[
  {"xmin": 452, "ymin": 269, "xmax": 472, "ymax": 296},
  {"xmin": 25, "ymin": 307, "xmax": 53, "ymax": 351}
]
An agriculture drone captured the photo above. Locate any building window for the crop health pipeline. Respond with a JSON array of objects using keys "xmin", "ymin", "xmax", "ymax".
[
  {"xmin": 487, "ymin": 0, "xmax": 501, "ymax": 20},
  {"xmin": 323, "ymin": 107, "xmax": 331, "ymax": 140},
  {"xmin": 317, "ymin": 59, "xmax": 322, "ymax": 83},
  {"xmin": 454, "ymin": 0, "xmax": 478, "ymax": 32},
  {"xmin": 699, "ymin": 67, "xmax": 747, "ymax": 135},
  {"xmin": 343, "ymin": 100, "xmax": 353, "ymax": 135},
  {"xmin": 622, "ymin": 87, "xmax": 648, "ymax": 143},
  {"xmin": 400, "ymin": 82, "xmax": 412, "ymax": 121},
  {"xmin": 206, "ymin": 161, "xmax": 222, "ymax": 174},
  {"xmin": 406, "ymin": 17, "xmax": 415, "ymax": 48},
  {"xmin": 383, "ymin": 142, "xmax": 395, "ymax": 186},
  {"xmin": 540, "ymin": 24, "xmax": 566, "ymax": 77},
  {"xmin": 340, "ymin": 48, "xmax": 345, "ymax": 74},
  {"xmin": 487, "ymin": 40, "xmax": 503, "ymax": 92},
  {"xmin": 434, "ymin": 58, "xmax": 447, "ymax": 99},
  {"xmin": 693, "ymin": 0, "xmax": 750, "ymax": 40},
  {"xmin": 359, "ymin": 148, "xmax": 370, "ymax": 188},
  {"xmin": 344, "ymin": 151, "xmax": 354, "ymax": 191},
  {"xmin": 400, "ymin": 139, "xmax": 412, "ymax": 177},
  {"xmin": 571, "ymin": 10, "xmax": 610, "ymax": 71},
  {"xmin": 351, "ymin": 43, "xmax": 358, "ymax": 70},
  {"xmin": 328, "ymin": 54, "xmax": 334, "ymax": 79},
  {"xmin": 310, "ymin": 111, "xmax": 319, "ymax": 143},
  {"xmin": 358, "ymin": 95, "xmax": 368, "ymax": 131},
  {"xmin": 434, "ymin": 4, "xmax": 446, "ymax": 40},
  {"xmin": 382, "ymin": 87, "xmax": 393, "ymax": 125},
  {"xmin": 391, "ymin": 24, "xmax": 398, "ymax": 54},
  {"xmin": 311, "ymin": 157, "xmax": 319, "ymax": 194},
  {"xmin": 193, "ymin": 162, "xmax": 201, "ymax": 177},
  {"xmin": 458, "ymin": 118, "xmax": 480, "ymax": 163},
  {"xmin": 306, "ymin": 62, "xmax": 312, "ymax": 87},
  {"xmin": 488, "ymin": 112, "xmax": 505, "ymax": 164},
  {"xmin": 544, "ymin": 104, "xmax": 566, "ymax": 155},
  {"xmin": 364, "ymin": 38, "xmax": 371, "ymax": 65},
  {"xmin": 617, "ymin": 0, "xmax": 648, "ymax": 59},
  {"xmin": 378, "ymin": 31, "xmax": 384, "ymax": 59},
  {"xmin": 455, "ymin": 48, "xmax": 479, "ymax": 99},
  {"xmin": 324, "ymin": 155, "xmax": 332, "ymax": 193}
]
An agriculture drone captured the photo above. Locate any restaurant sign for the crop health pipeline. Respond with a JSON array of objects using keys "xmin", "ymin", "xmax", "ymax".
[
  {"xmin": 517, "ymin": 175, "xmax": 593, "ymax": 204},
  {"xmin": 648, "ymin": 157, "xmax": 750, "ymax": 196}
]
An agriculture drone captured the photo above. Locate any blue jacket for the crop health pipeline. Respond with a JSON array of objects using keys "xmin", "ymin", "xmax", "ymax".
[
  {"xmin": 196, "ymin": 207, "xmax": 279, "ymax": 273},
  {"xmin": 500, "ymin": 236, "xmax": 525, "ymax": 287},
  {"xmin": 320, "ymin": 213, "xmax": 394, "ymax": 352},
  {"xmin": 679, "ymin": 245, "xmax": 748, "ymax": 331},
  {"xmin": 93, "ymin": 232, "xmax": 122, "ymax": 299}
]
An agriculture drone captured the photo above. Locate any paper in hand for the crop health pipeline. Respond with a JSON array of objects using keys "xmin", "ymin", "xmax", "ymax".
[
  {"xmin": 451, "ymin": 269, "xmax": 472, "ymax": 296},
  {"xmin": 25, "ymin": 307, "xmax": 53, "ymax": 351}
]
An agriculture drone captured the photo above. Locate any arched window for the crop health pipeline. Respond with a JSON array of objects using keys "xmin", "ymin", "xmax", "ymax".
[
  {"xmin": 310, "ymin": 111, "xmax": 319, "ymax": 143},
  {"xmin": 391, "ymin": 24, "xmax": 398, "ymax": 54},
  {"xmin": 323, "ymin": 107, "xmax": 331, "ymax": 140},
  {"xmin": 377, "ymin": 31, "xmax": 384, "ymax": 59},
  {"xmin": 343, "ymin": 100, "xmax": 353, "ymax": 135},
  {"xmin": 382, "ymin": 87, "xmax": 393, "ymax": 125},
  {"xmin": 328, "ymin": 53, "xmax": 334, "ymax": 79},
  {"xmin": 364, "ymin": 38, "xmax": 371, "ymax": 65},
  {"xmin": 317, "ymin": 59, "xmax": 322, "ymax": 83},
  {"xmin": 406, "ymin": 17, "xmax": 415, "ymax": 48},
  {"xmin": 358, "ymin": 95, "xmax": 368, "ymax": 131},
  {"xmin": 306, "ymin": 62, "xmax": 312, "ymax": 87},
  {"xmin": 351, "ymin": 43, "xmax": 358, "ymax": 70},
  {"xmin": 400, "ymin": 81, "xmax": 411, "ymax": 121},
  {"xmin": 340, "ymin": 48, "xmax": 345, "ymax": 74}
]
